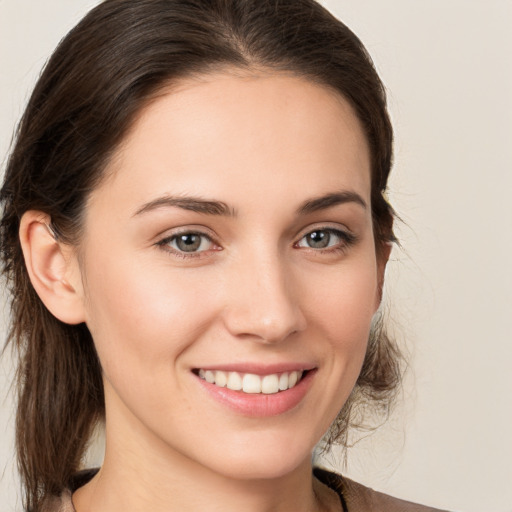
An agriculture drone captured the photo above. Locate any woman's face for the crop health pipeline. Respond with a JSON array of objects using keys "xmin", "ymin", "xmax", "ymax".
[{"xmin": 75, "ymin": 71, "xmax": 385, "ymax": 479}]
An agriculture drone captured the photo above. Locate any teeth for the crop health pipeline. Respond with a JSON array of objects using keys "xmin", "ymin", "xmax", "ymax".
[
  {"xmin": 197, "ymin": 369, "xmax": 305, "ymax": 393},
  {"xmin": 227, "ymin": 372, "xmax": 242, "ymax": 391},
  {"xmin": 278, "ymin": 373, "xmax": 288, "ymax": 391},
  {"xmin": 261, "ymin": 374, "xmax": 279, "ymax": 394},
  {"xmin": 243, "ymin": 374, "xmax": 261, "ymax": 393},
  {"xmin": 214, "ymin": 371, "xmax": 227, "ymax": 387}
]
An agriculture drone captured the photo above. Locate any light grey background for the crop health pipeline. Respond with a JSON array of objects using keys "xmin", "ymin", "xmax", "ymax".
[{"xmin": 1, "ymin": 1, "xmax": 511, "ymax": 511}]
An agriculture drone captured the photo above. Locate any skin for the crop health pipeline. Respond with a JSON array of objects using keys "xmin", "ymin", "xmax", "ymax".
[{"xmin": 21, "ymin": 70, "xmax": 388, "ymax": 512}]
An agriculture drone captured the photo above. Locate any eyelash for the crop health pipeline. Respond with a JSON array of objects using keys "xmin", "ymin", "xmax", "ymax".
[
  {"xmin": 156, "ymin": 227, "xmax": 357, "ymax": 259},
  {"xmin": 156, "ymin": 230, "xmax": 219, "ymax": 259},
  {"xmin": 294, "ymin": 227, "xmax": 357, "ymax": 255}
]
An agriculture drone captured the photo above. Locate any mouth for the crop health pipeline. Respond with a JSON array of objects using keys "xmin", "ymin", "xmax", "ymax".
[
  {"xmin": 192, "ymin": 364, "xmax": 317, "ymax": 416},
  {"xmin": 194, "ymin": 369, "xmax": 307, "ymax": 394}
]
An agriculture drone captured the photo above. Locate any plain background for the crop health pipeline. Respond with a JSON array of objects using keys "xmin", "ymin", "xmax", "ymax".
[{"xmin": 1, "ymin": 1, "xmax": 511, "ymax": 511}]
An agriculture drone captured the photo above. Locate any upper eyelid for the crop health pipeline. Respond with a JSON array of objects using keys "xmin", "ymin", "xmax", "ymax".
[
  {"xmin": 295, "ymin": 228, "xmax": 357, "ymax": 244},
  {"xmin": 156, "ymin": 225, "xmax": 217, "ymax": 242},
  {"xmin": 159, "ymin": 230, "xmax": 216, "ymax": 247},
  {"xmin": 295, "ymin": 223, "xmax": 352, "ymax": 240},
  {"xmin": 165, "ymin": 229, "xmax": 212, "ymax": 239}
]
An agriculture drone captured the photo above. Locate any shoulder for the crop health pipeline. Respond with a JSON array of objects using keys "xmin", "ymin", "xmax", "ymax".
[
  {"xmin": 342, "ymin": 477, "xmax": 451, "ymax": 512},
  {"xmin": 314, "ymin": 467, "xmax": 451, "ymax": 512}
]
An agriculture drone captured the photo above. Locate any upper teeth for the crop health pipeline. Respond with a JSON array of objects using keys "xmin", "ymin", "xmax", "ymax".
[{"xmin": 198, "ymin": 369, "xmax": 304, "ymax": 394}]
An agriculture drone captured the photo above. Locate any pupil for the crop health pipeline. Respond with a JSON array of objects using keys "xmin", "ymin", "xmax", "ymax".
[
  {"xmin": 308, "ymin": 231, "xmax": 329, "ymax": 248},
  {"xmin": 177, "ymin": 234, "xmax": 201, "ymax": 252}
]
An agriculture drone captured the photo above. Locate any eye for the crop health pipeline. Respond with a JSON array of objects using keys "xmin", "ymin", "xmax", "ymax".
[
  {"xmin": 158, "ymin": 231, "xmax": 216, "ymax": 255},
  {"xmin": 295, "ymin": 228, "xmax": 354, "ymax": 251}
]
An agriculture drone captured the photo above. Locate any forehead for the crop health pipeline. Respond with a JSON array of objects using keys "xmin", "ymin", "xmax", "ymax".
[{"xmin": 93, "ymin": 70, "xmax": 371, "ymax": 215}]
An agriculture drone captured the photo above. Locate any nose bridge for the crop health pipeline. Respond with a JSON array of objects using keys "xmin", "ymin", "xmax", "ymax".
[{"xmin": 222, "ymin": 243, "xmax": 306, "ymax": 343}]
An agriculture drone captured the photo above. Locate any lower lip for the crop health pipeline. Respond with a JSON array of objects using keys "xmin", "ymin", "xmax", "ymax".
[{"xmin": 194, "ymin": 370, "xmax": 316, "ymax": 417}]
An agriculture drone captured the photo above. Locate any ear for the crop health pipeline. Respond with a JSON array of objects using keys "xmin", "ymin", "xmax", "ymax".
[
  {"xmin": 19, "ymin": 211, "xmax": 86, "ymax": 325},
  {"xmin": 375, "ymin": 240, "xmax": 393, "ymax": 307}
]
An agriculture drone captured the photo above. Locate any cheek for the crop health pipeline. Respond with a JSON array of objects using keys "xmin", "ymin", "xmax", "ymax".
[
  {"xmin": 304, "ymin": 256, "xmax": 379, "ymax": 340},
  {"xmin": 302, "ymin": 252, "xmax": 379, "ymax": 388},
  {"xmin": 289, "ymin": 253, "xmax": 379, "ymax": 435},
  {"xmin": 81, "ymin": 251, "xmax": 220, "ymax": 382}
]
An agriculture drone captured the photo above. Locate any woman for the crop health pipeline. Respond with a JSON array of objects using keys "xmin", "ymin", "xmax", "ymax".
[{"xmin": 0, "ymin": 1, "xmax": 448, "ymax": 511}]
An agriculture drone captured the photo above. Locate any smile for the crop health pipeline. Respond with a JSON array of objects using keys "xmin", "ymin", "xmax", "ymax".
[{"xmin": 197, "ymin": 369, "xmax": 305, "ymax": 394}]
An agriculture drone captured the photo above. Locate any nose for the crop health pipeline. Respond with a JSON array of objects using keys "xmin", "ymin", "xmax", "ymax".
[{"xmin": 221, "ymin": 250, "xmax": 307, "ymax": 344}]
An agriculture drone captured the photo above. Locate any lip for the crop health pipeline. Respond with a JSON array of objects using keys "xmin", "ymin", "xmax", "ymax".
[{"xmin": 193, "ymin": 367, "xmax": 317, "ymax": 417}]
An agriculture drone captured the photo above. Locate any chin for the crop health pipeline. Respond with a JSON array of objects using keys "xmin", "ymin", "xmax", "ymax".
[
  {"xmin": 214, "ymin": 456, "xmax": 308, "ymax": 482},
  {"xmin": 196, "ymin": 431, "xmax": 316, "ymax": 481}
]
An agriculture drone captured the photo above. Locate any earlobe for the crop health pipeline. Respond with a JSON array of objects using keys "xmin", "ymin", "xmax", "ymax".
[{"xmin": 19, "ymin": 211, "xmax": 86, "ymax": 325}]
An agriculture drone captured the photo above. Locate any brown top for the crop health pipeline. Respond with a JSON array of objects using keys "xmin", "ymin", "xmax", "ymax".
[
  {"xmin": 314, "ymin": 468, "xmax": 450, "ymax": 512},
  {"xmin": 42, "ymin": 467, "xmax": 450, "ymax": 512}
]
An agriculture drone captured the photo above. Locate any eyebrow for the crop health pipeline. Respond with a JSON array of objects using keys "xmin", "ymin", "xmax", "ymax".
[
  {"xmin": 133, "ymin": 195, "xmax": 236, "ymax": 217},
  {"xmin": 296, "ymin": 191, "xmax": 367, "ymax": 215},
  {"xmin": 133, "ymin": 190, "xmax": 366, "ymax": 218}
]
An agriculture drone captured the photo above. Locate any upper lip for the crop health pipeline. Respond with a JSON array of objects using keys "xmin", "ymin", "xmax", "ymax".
[{"xmin": 193, "ymin": 362, "xmax": 317, "ymax": 375}]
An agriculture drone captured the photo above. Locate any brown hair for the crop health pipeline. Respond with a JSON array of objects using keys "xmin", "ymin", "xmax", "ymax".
[{"xmin": 0, "ymin": 0, "xmax": 401, "ymax": 509}]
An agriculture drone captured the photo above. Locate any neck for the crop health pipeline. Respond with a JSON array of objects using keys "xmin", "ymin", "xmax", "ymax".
[{"xmin": 74, "ymin": 447, "xmax": 337, "ymax": 512}]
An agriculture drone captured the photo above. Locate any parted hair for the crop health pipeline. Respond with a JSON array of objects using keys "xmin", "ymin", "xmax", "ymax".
[{"xmin": 0, "ymin": 0, "xmax": 401, "ymax": 510}]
